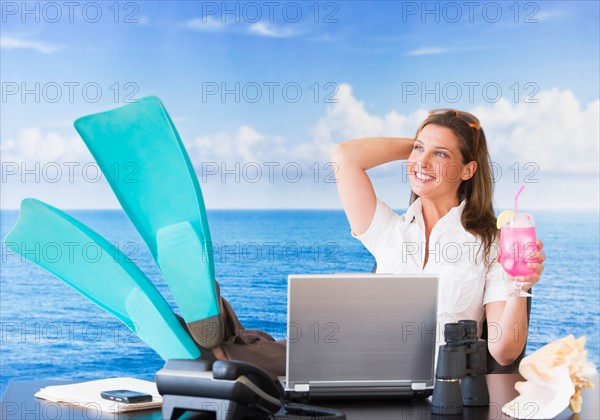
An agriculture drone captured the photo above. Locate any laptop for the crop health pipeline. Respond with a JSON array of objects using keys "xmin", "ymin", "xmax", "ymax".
[{"xmin": 279, "ymin": 273, "xmax": 439, "ymax": 401}]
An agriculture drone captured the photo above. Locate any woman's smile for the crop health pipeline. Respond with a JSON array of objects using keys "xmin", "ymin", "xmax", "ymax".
[{"xmin": 414, "ymin": 171, "xmax": 436, "ymax": 183}]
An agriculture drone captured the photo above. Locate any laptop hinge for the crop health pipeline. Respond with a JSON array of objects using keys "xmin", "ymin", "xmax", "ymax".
[
  {"xmin": 294, "ymin": 383, "xmax": 310, "ymax": 392},
  {"xmin": 411, "ymin": 382, "xmax": 427, "ymax": 390}
]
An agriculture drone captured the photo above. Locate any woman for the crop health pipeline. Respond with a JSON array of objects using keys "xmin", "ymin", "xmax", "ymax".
[
  {"xmin": 212, "ymin": 108, "xmax": 545, "ymax": 375},
  {"xmin": 330, "ymin": 108, "xmax": 545, "ymax": 366}
]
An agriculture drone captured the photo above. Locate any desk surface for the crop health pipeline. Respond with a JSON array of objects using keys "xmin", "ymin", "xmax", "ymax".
[{"xmin": 2, "ymin": 374, "xmax": 598, "ymax": 419}]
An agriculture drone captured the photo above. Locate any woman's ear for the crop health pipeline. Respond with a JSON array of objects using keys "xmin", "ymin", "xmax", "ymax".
[{"xmin": 461, "ymin": 161, "xmax": 477, "ymax": 181}]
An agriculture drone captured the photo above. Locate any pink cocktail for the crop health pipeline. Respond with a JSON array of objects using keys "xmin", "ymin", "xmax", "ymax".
[{"xmin": 499, "ymin": 213, "xmax": 537, "ymax": 277}]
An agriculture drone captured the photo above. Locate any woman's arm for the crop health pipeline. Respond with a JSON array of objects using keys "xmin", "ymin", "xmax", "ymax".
[
  {"xmin": 331, "ymin": 137, "xmax": 414, "ymax": 235},
  {"xmin": 485, "ymin": 241, "xmax": 546, "ymax": 365},
  {"xmin": 485, "ymin": 299, "xmax": 529, "ymax": 365}
]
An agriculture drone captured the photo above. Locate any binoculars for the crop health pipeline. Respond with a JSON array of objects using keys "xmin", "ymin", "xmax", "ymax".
[{"xmin": 431, "ymin": 320, "xmax": 489, "ymax": 415}]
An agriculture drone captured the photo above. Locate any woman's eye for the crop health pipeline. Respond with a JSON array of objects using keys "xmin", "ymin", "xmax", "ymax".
[
  {"xmin": 435, "ymin": 151, "xmax": 447, "ymax": 158},
  {"xmin": 414, "ymin": 145, "xmax": 423, "ymax": 151}
]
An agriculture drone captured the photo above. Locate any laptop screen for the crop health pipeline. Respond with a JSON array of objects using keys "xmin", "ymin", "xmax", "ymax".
[{"xmin": 286, "ymin": 274, "xmax": 439, "ymax": 389}]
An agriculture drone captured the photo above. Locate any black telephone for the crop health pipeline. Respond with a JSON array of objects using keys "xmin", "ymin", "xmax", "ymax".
[
  {"xmin": 156, "ymin": 359, "xmax": 345, "ymax": 419},
  {"xmin": 212, "ymin": 359, "xmax": 282, "ymax": 403}
]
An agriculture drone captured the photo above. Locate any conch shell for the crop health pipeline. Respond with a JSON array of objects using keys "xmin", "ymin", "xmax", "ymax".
[{"xmin": 502, "ymin": 335, "xmax": 597, "ymax": 419}]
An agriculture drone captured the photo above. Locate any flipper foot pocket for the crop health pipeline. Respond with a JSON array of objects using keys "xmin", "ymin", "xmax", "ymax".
[{"xmin": 157, "ymin": 221, "xmax": 224, "ymax": 348}]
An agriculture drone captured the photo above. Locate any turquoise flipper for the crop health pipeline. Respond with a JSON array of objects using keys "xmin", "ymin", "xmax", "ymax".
[
  {"xmin": 74, "ymin": 97, "xmax": 223, "ymax": 348},
  {"xmin": 4, "ymin": 198, "xmax": 201, "ymax": 361}
]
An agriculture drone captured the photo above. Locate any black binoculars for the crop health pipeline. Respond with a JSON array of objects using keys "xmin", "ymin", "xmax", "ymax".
[{"xmin": 431, "ymin": 320, "xmax": 489, "ymax": 415}]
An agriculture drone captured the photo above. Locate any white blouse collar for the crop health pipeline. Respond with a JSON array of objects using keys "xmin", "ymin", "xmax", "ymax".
[{"xmin": 403, "ymin": 197, "xmax": 467, "ymax": 232}]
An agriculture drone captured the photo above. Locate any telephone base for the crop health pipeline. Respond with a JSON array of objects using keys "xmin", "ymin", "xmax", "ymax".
[{"xmin": 162, "ymin": 394, "xmax": 266, "ymax": 420}]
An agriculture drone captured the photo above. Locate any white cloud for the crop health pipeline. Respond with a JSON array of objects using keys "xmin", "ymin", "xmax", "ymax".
[
  {"xmin": 306, "ymin": 84, "xmax": 599, "ymax": 210},
  {"xmin": 1, "ymin": 128, "xmax": 102, "ymax": 209},
  {"xmin": 406, "ymin": 45, "xmax": 499, "ymax": 56},
  {"xmin": 136, "ymin": 16, "xmax": 150, "ymax": 25},
  {"xmin": 406, "ymin": 47, "xmax": 452, "ymax": 56},
  {"xmin": 182, "ymin": 83, "xmax": 600, "ymax": 179},
  {"xmin": 186, "ymin": 125, "xmax": 288, "ymax": 164},
  {"xmin": 309, "ymin": 33, "xmax": 336, "ymax": 43},
  {"xmin": 311, "ymin": 83, "xmax": 425, "ymax": 154},
  {"xmin": 184, "ymin": 16, "xmax": 230, "ymax": 32},
  {"xmin": 183, "ymin": 18, "xmax": 305, "ymax": 38},
  {"xmin": 248, "ymin": 22, "xmax": 304, "ymax": 38},
  {"xmin": 472, "ymin": 90, "xmax": 600, "ymax": 174},
  {"xmin": 311, "ymin": 84, "xmax": 599, "ymax": 175},
  {"xmin": 1, "ymin": 128, "xmax": 88, "ymax": 163},
  {"xmin": 3, "ymin": 86, "xmax": 598, "ymax": 209},
  {"xmin": 0, "ymin": 36, "xmax": 63, "ymax": 54},
  {"xmin": 535, "ymin": 9, "xmax": 568, "ymax": 22}
]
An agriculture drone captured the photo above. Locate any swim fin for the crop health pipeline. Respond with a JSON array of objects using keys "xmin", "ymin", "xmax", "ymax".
[
  {"xmin": 3, "ymin": 198, "xmax": 202, "ymax": 361},
  {"xmin": 74, "ymin": 97, "xmax": 223, "ymax": 349}
]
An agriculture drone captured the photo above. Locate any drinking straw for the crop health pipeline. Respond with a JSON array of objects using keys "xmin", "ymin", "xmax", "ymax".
[{"xmin": 514, "ymin": 185, "xmax": 525, "ymax": 214}]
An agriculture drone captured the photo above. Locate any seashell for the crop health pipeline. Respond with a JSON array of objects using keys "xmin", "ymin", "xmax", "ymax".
[{"xmin": 502, "ymin": 335, "xmax": 597, "ymax": 419}]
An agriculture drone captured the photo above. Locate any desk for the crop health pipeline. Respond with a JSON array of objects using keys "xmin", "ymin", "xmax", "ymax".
[{"xmin": 2, "ymin": 375, "xmax": 598, "ymax": 419}]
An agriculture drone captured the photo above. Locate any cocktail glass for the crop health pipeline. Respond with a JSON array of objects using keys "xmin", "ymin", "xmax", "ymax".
[{"xmin": 499, "ymin": 213, "xmax": 537, "ymax": 297}]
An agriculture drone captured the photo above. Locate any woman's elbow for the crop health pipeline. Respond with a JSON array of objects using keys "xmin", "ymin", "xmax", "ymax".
[
  {"xmin": 493, "ymin": 353, "xmax": 518, "ymax": 367},
  {"xmin": 331, "ymin": 143, "xmax": 346, "ymax": 162},
  {"xmin": 488, "ymin": 343, "xmax": 524, "ymax": 366}
]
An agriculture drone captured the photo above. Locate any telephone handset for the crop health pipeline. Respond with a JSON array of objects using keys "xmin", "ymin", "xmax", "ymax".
[
  {"xmin": 212, "ymin": 359, "xmax": 282, "ymax": 399},
  {"xmin": 156, "ymin": 358, "xmax": 345, "ymax": 419}
]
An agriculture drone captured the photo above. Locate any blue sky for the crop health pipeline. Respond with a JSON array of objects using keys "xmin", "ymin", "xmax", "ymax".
[{"xmin": 1, "ymin": 1, "xmax": 599, "ymax": 210}]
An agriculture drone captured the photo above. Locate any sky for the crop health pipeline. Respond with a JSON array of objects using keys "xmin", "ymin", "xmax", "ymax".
[{"xmin": 1, "ymin": 0, "xmax": 599, "ymax": 210}]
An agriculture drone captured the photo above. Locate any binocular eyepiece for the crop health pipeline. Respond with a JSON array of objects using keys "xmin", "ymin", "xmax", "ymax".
[
  {"xmin": 431, "ymin": 320, "xmax": 489, "ymax": 415},
  {"xmin": 443, "ymin": 320, "xmax": 478, "ymax": 345}
]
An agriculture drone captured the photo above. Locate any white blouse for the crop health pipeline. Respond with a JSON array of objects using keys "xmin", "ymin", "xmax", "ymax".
[{"xmin": 353, "ymin": 198, "xmax": 508, "ymax": 338}]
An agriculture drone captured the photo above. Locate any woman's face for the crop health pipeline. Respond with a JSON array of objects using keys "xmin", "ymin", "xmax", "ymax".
[{"xmin": 407, "ymin": 124, "xmax": 474, "ymax": 203}]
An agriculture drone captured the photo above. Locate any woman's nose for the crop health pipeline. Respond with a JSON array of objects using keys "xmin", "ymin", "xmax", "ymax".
[{"xmin": 418, "ymin": 151, "xmax": 433, "ymax": 168}]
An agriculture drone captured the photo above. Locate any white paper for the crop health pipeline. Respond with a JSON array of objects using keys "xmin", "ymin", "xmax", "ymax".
[{"xmin": 35, "ymin": 377, "xmax": 162, "ymax": 413}]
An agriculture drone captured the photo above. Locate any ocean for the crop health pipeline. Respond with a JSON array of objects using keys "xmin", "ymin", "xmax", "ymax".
[{"xmin": 1, "ymin": 209, "xmax": 599, "ymax": 397}]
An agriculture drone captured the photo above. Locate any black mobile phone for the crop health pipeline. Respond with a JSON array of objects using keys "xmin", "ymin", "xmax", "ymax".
[{"xmin": 100, "ymin": 389, "xmax": 153, "ymax": 404}]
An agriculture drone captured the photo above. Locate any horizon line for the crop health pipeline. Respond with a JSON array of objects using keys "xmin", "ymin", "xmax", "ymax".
[{"xmin": 1, "ymin": 206, "xmax": 599, "ymax": 212}]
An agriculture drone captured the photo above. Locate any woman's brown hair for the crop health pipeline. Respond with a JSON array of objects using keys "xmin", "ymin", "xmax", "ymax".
[{"xmin": 409, "ymin": 111, "xmax": 498, "ymax": 262}]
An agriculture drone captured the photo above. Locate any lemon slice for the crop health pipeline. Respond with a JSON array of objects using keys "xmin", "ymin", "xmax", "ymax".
[{"xmin": 496, "ymin": 210, "xmax": 515, "ymax": 229}]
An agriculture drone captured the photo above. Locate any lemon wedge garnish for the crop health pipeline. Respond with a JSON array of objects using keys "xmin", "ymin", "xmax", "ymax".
[{"xmin": 496, "ymin": 210, "xmax": 515, "ymax": 229}]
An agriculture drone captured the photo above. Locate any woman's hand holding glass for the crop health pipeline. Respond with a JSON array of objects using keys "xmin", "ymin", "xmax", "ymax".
[{"xmin": 513, "ymin": 239, "xmax": 545, "ymax": 294}]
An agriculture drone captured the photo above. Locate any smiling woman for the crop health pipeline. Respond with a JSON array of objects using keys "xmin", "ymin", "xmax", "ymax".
[{"xmin": 331, "ymin": 109, "xmax": 547, "ymax": 368}]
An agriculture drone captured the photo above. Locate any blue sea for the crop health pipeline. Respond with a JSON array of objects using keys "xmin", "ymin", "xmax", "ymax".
[{"xmin": 1, "ymin": 209, "xmax": 599, "ymax": 397}]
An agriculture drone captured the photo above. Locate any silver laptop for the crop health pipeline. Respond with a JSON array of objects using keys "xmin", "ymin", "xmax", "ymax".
[{"xmin": 279, "ymin": 273, "xmax": 439, "ymax": 400}]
